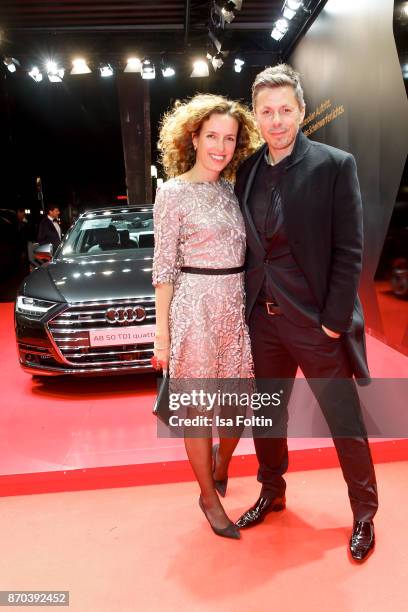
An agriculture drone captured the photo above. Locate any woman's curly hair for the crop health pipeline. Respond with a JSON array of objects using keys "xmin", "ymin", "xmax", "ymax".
[{"xmin": 158, "ymin": 93, "xmax": 261, "ymax": 181}]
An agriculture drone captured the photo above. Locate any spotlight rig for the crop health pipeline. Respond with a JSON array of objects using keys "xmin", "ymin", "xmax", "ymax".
[{"xmin": 207, "ymin": 1, "xmax": 243, "ymax": 72}]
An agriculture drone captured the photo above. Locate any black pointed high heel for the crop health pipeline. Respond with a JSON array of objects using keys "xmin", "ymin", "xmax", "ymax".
[
  {"xmin": 198, "ymin": 496, "xmax": 240, "ymax": 539},
  {"xmin": 212, "ymin": 443, "xmax": 228, "ymax": 497}
]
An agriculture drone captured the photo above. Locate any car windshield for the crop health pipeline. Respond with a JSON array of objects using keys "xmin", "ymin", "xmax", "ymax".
[{"xmin": 60, "ymin": 209, "xmax": 154, "ymax": 257}]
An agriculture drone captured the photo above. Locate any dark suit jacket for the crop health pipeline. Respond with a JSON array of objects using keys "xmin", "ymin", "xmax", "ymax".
[
  {"xmin": 235, "ymin": 130, "xmax": 369, "ymax": 381},
  {"xmin": 37, "ymin": 217, "xmax": 61, "ymax": 250}
]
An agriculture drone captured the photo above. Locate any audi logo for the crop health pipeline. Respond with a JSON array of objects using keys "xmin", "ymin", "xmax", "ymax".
[{"xmin": 105, "ymin": 306, "xmax": 146, "ymax": 324}]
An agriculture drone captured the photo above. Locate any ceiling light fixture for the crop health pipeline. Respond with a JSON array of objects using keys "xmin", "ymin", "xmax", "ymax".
[
  {"xmin": 3, "ymin": 57, "xmax": 19, "ymax": 73},
  {"xmin": 28, "ymin": 66, "xmax": 43, "ymax": 82},
  {"xmin": 124, "ymin": 57, "xmax": 142, "ymax": 73},
  {"xmin": 100, "ymin": 64, "xmax": 114, "ymax": 77},
  {"xmin": 271, "ymin": 17, "xmax": 289, "ymax": 41},
  {"xmin": 141, "ymin": 59, "xmax": 155, "ymax": 80},
  {"xmin": 287, "ymin": 0, "xmax": 302, "ymax": 9},
  {"xmin": 210, "ymin": 52, "xmax": 224, "ymax": 71},
  {"xmin": 162, "ymin": 66, "xmax": 175, "ymax": 77},
  {"xmin": 234, "ymin": 58, "xmax": 245, "ymax": 73},
  {"xmin": 221, "ymin": 8, "xmax": 235, "ymax": 23},
  {"xmin": 71, "ymin": 58, "xmax": 91, "ymax": 75},
  {"xmin": 284, "ymin": 0, "xmax": 303, "ymax": 19},
  {"xmin": 276, "ymin": 18, "xmax": 289, "ymax": 33},
  {"xmin": 190, "ymin": 59, "xmax": 209, "ymax": 78},
  {"xmin": 271, "ymin": 27, "xmax": 285, "ymax": 41},
  {"xmin": 283, "ymin": 7, "xmax": 296, "ymax": 19},
  {"xmin": 46, "ymin": 60, "xmax": 65, "ymax": 82}
]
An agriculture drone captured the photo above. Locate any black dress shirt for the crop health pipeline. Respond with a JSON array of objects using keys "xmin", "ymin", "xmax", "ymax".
[{"xmin": 248, "ymin": 150, "xmax": 320, "ymax": 327}]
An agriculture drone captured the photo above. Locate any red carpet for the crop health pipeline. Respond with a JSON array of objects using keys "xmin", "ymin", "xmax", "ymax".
[
  {"xmin": 0, "ymin": 301, "xmax": 407, "ymax": 496},
  {"xmin": 1, "ymin": 462, "xmax": 407, "ymax": 612},
  {"xmin": 375, "ymin": 280, "xmax": 408, "ymax": 355},
  {"xmin": 1, "ymin": 303, "xmax": 408, "ymax": 611}
]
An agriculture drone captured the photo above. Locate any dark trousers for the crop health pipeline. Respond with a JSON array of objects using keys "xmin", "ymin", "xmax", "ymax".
[{"xmin": 249, "ymin": 303, "xmax": 378, "ymax": 522}]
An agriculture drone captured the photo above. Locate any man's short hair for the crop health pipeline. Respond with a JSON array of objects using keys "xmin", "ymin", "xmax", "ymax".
[
  {"xmin": 252, "ymin": 63, "xmax": 305, "ymax": 110},
  {"xmin": 46, "ymin": 205, "xmax": 59, "ymax": 213}
]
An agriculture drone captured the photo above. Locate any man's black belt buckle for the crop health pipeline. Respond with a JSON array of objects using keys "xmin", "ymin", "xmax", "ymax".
[
  {"xmin": 266, "ymin": 302, "xmax": 282, "ymax": 316},
  {"xmin": 180, "ymin": 265, "xmax": 244, "ymax": 275}
]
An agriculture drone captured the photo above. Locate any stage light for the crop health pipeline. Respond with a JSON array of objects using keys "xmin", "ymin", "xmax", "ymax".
[
  {"xmin": 46, "ymin": 61, "xmax": 64, "ymax": 82},
  {"xmin": 283, "ymin": 7, "xmax": 296, "ymax": 19},
  {"xmin": 209, "ymin": 52, "xmax": 224, "ymax": 71},
  {"xmin": 287, "ymin": 0, "xmax": 302, "ymax": 9},
  {"xmin": 100, "ymin": 64, "xmax": 113, "ymax": 77},
  {"xmin": 28, "ymin": 66, "xmax": 43, "ymax": 82},
  {"xmin": 234, "ymin": 58, "xmax": 244, "ymax": 73},
  {"xmin": 71, "ymin": 58, "xmax": 91, "ymax": 75},
  {"xmin": 271, "ymin": 27, "xmax": 285, "ymax": 41},
  {"xmin": 222, "ymin": 8, "xmax": 235, "ymax": 23},
  {"xmin": 161, "ymin": 56, "xmax": 175, "ymax": 77},
  {"xmin": 46, "ymin": 60, "xmax": 57, "ymax": 72},
  {"xmin": 284, "ymin": 0, "xmax": 302, "ymax": 19},
  {"xmin": 162, "ymin": 65, "xmax": 175, "ymax": 77},
  {"xmin": 271, "ymin": 17, "xmax": 289, "ymax": 40},
  {"xmin": 141, "ymin": 59, "xmax": 155, "ymax": 80},
  {"xmin": 3, "ymin": 57, "xmax": 18, "ymax": 73},
  {"xmin": 190, "ymin": 59, "xmax": 209, "ymax": 78},
  {"xmin": 276, "ymin": 18, "xmax": 289, "ymax": 33},
  {"xmin": 124, "ymin": 57, "xmax": 142, "ymax": 73}
]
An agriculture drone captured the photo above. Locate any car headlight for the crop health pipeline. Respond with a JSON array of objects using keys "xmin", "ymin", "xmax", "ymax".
[{"xmin": 16, "ymin": 296, "xmax": 57, "ymax": 318}]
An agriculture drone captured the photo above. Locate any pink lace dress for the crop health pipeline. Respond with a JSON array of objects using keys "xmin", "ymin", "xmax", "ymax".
[{"xmin": 152, "ymin": 177, "xmax": 254, "ymax": 379}]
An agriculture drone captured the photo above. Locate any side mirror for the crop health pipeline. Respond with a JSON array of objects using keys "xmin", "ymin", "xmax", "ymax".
[{"xmin": 34, "ymin": 243, "xmax": 53, "ymax": 264}]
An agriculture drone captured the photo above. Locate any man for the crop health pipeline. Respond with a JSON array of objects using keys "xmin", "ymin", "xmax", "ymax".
[
  {"xmin": 37, "ymin": 205, "xmax": 62, "ymax": 250},
  {"xmin": 234, "ymin": 64, "xmax": 378, "ymax": 562}
]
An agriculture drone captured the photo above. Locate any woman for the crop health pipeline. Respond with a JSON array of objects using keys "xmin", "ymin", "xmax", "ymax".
[{"xmin": 152, "ymin": 94, "xmax": 260, "ymax": 539}]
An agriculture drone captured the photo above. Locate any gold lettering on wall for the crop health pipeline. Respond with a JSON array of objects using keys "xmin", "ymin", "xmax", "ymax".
[{"xmin": 302, "ymin": 99, "xmax": 345, "ymax": 136}]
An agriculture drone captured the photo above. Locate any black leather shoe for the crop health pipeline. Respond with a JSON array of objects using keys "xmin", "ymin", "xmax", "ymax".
[
  {"xmin": 349, "ymin": 520, "xmax": 375, "ymax": 561},
  {"xmin": 212, "ymin": 443, "xmax": 228, "ymax": 497},
  {"xmin": 235, "ymin": 495, "xmax": 286, "ymax": 529}
]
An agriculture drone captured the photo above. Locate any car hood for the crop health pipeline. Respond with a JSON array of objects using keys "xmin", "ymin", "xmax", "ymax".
[{"xmin": 20, "ymin": 251, "xmax": 155, "ymax": 303}]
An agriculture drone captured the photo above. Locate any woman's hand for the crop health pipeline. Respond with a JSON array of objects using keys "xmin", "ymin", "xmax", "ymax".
[
  {"xmin": 151, "ymin": 332, "xmax": 170, "ymax": 371},
  {"xmin": 153, "ymin": 283, "xmax": 173, "ymax": 370},
  {"xmin": 152, "ymin": 345, "xmax": 170, "ymax": 371}
]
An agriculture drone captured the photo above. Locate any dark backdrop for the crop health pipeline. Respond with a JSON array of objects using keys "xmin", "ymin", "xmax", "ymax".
[
  {"xmin": 0, "ymin": 65, "xmax": 267, "ymax": 214},
  {"xmin": 290, "ymin": 0, "xmax": 408, "ymax": 350}
]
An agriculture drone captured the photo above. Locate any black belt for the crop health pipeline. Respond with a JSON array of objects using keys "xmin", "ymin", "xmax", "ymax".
[
  {"xmin": 256, "ymin": 298, "xmax": 282, "ymax": 316},
  {"xmin": 180, "ymin": 266, "xmax": 244, "ymax": 275}
]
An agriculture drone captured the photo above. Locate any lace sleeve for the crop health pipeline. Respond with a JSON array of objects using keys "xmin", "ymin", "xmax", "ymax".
[{"xmin": 152, "ymin": 183, "xmax": 182, "ymax": 286}]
